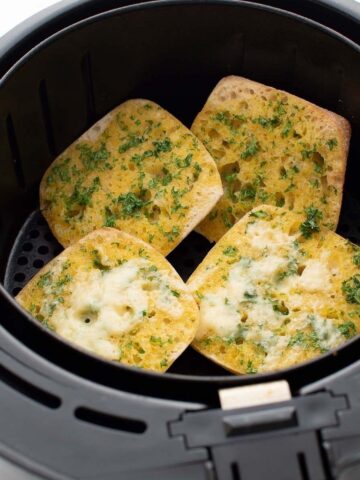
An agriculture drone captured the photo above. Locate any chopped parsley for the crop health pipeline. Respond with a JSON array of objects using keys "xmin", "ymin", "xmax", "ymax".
[
  {"xmin": 288, "ymin": 329, "xmax": 325, "ymax": 352},
  {"xmin": 92, "ymin": 250, "xmax": 111, "ymax": 271},
  {"xmin": 342, "ymin": 274, "xmax": 360, "ymax": 304},
  {"xmin": 338, "ymin": 321, "xmax": 356, "ymax": 339},
  {"xmin": 153, "ymin": 137, "xmax": 172, "ymax": 155},
  {"xmin": 54, "ymin": 274, "xmax": 72, "ymax": 292},
  {"xmin": 104, "ymin": 206, "xmax": 117, "ymax": 227},
  {"xmin": 66, "ymin": 177, "xmax": 100, "ymax": 218},
  {"xmin": 46, "ymin": 158, "xmax": 71, "ymax": 184},
  {"xmin": 326, "ymin": 138, "xmax": 338, "ymax": 151},
  {"xmin": 223, "ymin": 246, "xmax": 238, "ymax": 256},
  {"xmin": 301, "ymin": 146, "xmax": 316, "ymax": 160},
  {"xmin": 221, "ymin": 210, "xmax": 234, "ymax": 228},
  {"xmin": 37, "ymin": 271, "xmax": 53, "ymax": 288},
  {"xmin": 117, "ymin": 192, "xmax": 149, "ymax": 217},
  {"xmin": 150, "ymin": 336, "xmax": 165, "ymax": 346},
  {"xmin": 161, "ymin": 168, "xmax": 173, "ymax": 186},
  {"xmin": 119, "ymin": 135, "xmax": 145, "ymax": 153},
  {"xmin": 246, "ymin": 360, "xmax": 257, "ymax": 374},
  {"xmin": 176, "ymin": 154, "xmax": 192, "ymax": 168},
  {"xmin": 272, "ymin": 300, "xmax": 289, "ymax": 315},
  {"xmin": 281, "ymin": 120, "xmax": 292, "ymax": 138},
  {"xmin": 193, "ymin": 162, "xmax": 202, "ymax": 180},
  {"xmin": 353, "ymin": 252, "xmax": 360, "ymax": 266},
  {"xmin": 162, "ymin": 226, "xmax": 180, "ymax": 242},
  {"xmin": 300, "ymin": 206, "xmax": 323, "ymax": 238},
  {"xmin": 241, "ymin": 138, "xmax": 260, "ymax": 160},
  {"xmin": 275, "ymin": 194, "xmax": 285, "ymax": 207},
  {"xmin": 275, "ymin": 258, "xmax": 298, "ymax": 282},
  {"xmin": 225, "ymin": 173, "xmax": 237, "ymax": 184},
  {"xmin": 244, "ymin": 290, "xmax": 257, "ymax": 300},
  {"xmin": 253, "ymin": 116, "xmax": 280, "ymax": 129},
  {"xmin": 309, "ymin": 179, "xmax": 320, "ymax": 188},
  {"xmin": 240, "ymin": 184, "xmax": 256, "ymax": 201},
  {"xmin": 249, "ymin": 210, "xmax": 268, "ymax": 219},
  {"xmin": 214, "ymin": 112, "xmax": 246, "ymax": 130},
  {"xmin": 77, "ymin": 143, "xmax": 110, "ymax": 170},
  {"xmin": 288, "ymin": 331, "xmax": 306, "ymax": 347},
  {"xmin": 160, "ymin": 359, "xmax": 168, "ymax": 368},
  {"xmin": 170, "ymin": 289, "xmax": 180, "ymax": 298}
]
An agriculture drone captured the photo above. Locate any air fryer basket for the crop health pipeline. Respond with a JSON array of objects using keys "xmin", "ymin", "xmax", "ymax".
[{"xmin": 1, "ymin": 1, "xmax": 360, "ymax": 479}]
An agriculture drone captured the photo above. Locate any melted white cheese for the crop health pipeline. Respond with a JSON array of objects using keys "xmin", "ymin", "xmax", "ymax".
[
  {"xmin": 310, "ymin": 315, "xmax": 342, "ymax": 350},
  {"xmin": 196, "ymin": 255, "xmax": 285, "ymax": 339},
  {"xmin": 246, "ymin": 221, "xmax": 294, "ymax": 250},
  {"xmin": 195, "ymin": 218, "xmax": 343, "ymax": 371},
  {"xmin": 50, "ymin": 259, "xmax": 184, "ymax": 360},
  {"xmin": 297, "ymin": 259, "xmax": 331, "ymax": 292}
]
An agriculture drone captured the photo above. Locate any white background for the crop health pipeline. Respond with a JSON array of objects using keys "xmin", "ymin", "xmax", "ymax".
[{"xmin": 0, "ymin": 0, "xmax": 61, "ymax": 38}]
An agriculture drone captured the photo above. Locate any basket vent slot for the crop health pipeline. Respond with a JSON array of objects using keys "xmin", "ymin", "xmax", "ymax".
[
  {"xmin": 75, "ymin": 406, "xmax": 147, "ymax": 434},
  {"xmin": 0, "ymin": 364, "xmax": 61, "ymax": 409},
  {"xmin": 6, "ymin": 114, "xmax": 25, "ymax": 188},
  {"xmin": 231, "ymin": 462, "xmax": 241, "ymax": 480},
  {"xmin": 81, "ymin": 52, "xmax": 96, "ymax": 125},
  {"xmin": 39, "ymin": 79, "xmax": 56, "ymax": 156},
  {"xmin": 297, "ymin": 452, "xmax": 310, "ymax": 480}
]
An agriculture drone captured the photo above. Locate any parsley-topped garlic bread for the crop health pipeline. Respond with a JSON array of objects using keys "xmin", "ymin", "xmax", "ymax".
[
  {"xmin": 40, "ymin": 99, "xmax": 222, "ymax": 255},
  {"xmin": 191, "ymin": 75, "xmax": 351, "ymax": 242},
  {"xmin": 187, "ymin": 205, "xmax": 360, "ymax": 374},
  {"xmin": 16, "ymin": 228, "xmax": 199, "ymax": 372}
]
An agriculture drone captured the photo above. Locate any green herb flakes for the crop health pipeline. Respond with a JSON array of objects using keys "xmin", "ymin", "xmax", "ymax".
[
  {"xmin": 342, "ymin": 275, "xmax": 360, "ymax": 304},
  {"xmin": 326, "ymin": 138, "xmax": 338, "ymax": 151},
  {"xmin": 241, "ymin": 138, "xmax": 260, "ymax": 160},
  {"xmin": 117, "ymin": 192, "xmax": 148, "ymax": 217},
  {"xmin": 223, "ymin": 246, "xmax": 238, "ymax": 256},
  {"xmin": 338, "ymin": 321, "xmax": 356, "ymax": 339},
  {"xmin": 249, "ymin": 210, "xmax": 268, "ymax": 219},
  {"xmin": 300, "ymin": 206, "xmax": 323, "ymax": 238}
]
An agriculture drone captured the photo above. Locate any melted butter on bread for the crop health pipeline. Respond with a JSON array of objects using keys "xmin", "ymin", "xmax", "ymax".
[
  {"xmin": 188, "ymin": 205, "xmax": 360, "ymax": 374},
  {"xmin": 191, "ymin": 75, "xmax": 351, "ymax": 242},
  {"xmin": 40, "ymin": 99, "xmax": 222, "ymax": 255},
  {"xmin": 17, "ymin": 228, "xmax": 199, "ymax": 372}
]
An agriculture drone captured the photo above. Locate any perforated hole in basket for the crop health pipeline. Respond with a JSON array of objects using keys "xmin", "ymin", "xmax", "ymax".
[{"xmin": 5, "ymin": 192, "xmax": 360, "ymax": 297}]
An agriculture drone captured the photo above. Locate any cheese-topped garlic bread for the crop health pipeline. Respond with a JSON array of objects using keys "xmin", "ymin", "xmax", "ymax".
[
  {"xmin": 40, "ymin": 99, "xmax": 222, "ymax": 255},
  {"xmin": 17, "ymin": 228, "xmax": 199, "ymax": 372},
  {"xmin": 187, "ymin": 204, "xmax": 360, "ymax": 374},
  {"xmin": 191, "ymin": 75, "xmax": 351, "ymax": 242}
]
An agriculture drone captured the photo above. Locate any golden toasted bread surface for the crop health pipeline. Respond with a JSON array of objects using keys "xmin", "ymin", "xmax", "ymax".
[
  {"xmin": 187, "ymin": 205, "xmax": 360, "ymax": 374},
  {"xmin": 17, "ymin": 228, "xmax": 199, "ymax": 372},
  {"xmin": 40, "ymin": 99, "xmax": 222, "ymax": 255},
  {"xmin": 191, "ymin": 76, "xmax": 351, "ymax": 242}
]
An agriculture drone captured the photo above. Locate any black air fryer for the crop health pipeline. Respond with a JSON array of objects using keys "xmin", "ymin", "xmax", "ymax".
[{"xmin": 1, "ymin": 1, "xmax": 360, "ymax": 479}]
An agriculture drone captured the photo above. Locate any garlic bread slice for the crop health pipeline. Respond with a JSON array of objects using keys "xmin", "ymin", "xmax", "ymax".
[
  {"xmin": 40, "ymin": 99, "xmax": 222, "ymax": 255},
  {"xmin": 188, "ymin": 204, "xmax": 360, "ymax": 374},
  {"xmin": 17, "ymin": 228, "xmax": 199, "ymax": 372},
  {"xmin": 191, "ymin": 75, "xmax": 351, "ymax": 242}
]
